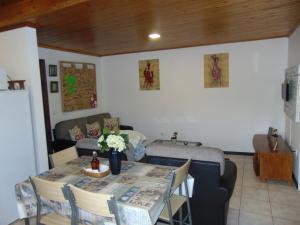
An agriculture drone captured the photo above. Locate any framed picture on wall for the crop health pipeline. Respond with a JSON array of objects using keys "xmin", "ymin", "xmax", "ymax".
[
  {"xmin": 49, "ymin": 64, "xmax": 57, "ymax": 77},
  {"xmin": 204, "ymin": 53, "xmax": 229, "ymax": 88},
  {"xmin": 50, "ymin": 81, "xmax": 59, "ymax": 93},
  {"xmin": 138, "ymin": 59, "xmax": 160, "ymax": 90}
]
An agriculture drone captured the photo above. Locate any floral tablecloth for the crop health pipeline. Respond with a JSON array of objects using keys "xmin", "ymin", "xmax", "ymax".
[{"xmin": 15, "ymin": 156, "xmax": 193, "ymax": 225}]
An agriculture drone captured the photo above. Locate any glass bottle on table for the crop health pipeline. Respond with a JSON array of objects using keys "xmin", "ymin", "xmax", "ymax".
[{"xmin": 91, "ymin": 151, "xmax": 100, "ymax": 171}]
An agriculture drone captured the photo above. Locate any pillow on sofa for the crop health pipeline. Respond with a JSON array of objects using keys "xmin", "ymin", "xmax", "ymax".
[
  {"xmin": 120, "ymin": 130, "xmax": 146, "ymax": 149},
  {"xmin": 86, "ymin": 121, "xmax": 101, "ymax": 139},
  {"xmin": 103, "ymin": 117, "xmax": 119, "ymax": 132},
  {"xmin": 69, "ymin": 126, "xmax": 85, "ymax": 141}
]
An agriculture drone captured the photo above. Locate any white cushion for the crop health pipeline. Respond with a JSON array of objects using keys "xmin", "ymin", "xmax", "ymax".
[{"xmin": 120, "ymin": 130, "xmax": 146, "ymax": 149}]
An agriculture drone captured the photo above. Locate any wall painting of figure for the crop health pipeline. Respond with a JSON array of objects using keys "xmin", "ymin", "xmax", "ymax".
[
  {"xmin": 204, "ymin": 53, "xmax": 229, "ymax": 88},
  {"xmin": 139, "ymin": 59, "xmax": 160, "ymax": 90}
]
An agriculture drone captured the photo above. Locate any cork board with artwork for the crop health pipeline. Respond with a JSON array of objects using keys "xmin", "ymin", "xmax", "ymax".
[{"xmin": 60, "ymin": 61, "xmax": 97, "ymax": 112}]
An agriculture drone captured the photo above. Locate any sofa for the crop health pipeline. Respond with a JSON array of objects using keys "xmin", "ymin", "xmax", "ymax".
[
  {"xmin": 52, "ymin": 113, "xmax": 134, "ymax": 159},
  {"xmin": 145, "ymin": 141, "xmax": 237, "ymax": 225}
]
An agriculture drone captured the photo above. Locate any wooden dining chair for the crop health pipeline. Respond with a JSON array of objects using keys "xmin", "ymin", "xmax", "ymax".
[
  {"xmin": 49, "ymin": 146, "xmax": 78, "ymax": 168},
  {"xmin": 29, "ymin": 176, "xmax": 70, "ymax": 225},
  {"xmin": 63, "ymin": 184, "xmax": 121, "ymax": 225},
  {"xmin": 159, "ymin": 159, "xmax": 193, "ymax": 225}
]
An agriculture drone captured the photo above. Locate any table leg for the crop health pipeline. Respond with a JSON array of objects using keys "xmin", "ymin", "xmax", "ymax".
[{"xmin": 24, "ymin": 218, "xmax": 30, "ymax": 225}]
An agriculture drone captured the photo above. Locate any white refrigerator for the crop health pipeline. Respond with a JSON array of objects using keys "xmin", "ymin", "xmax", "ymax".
[{"xmin": 0, "ymin": 90, "xmax": 37, "ymax": 225}]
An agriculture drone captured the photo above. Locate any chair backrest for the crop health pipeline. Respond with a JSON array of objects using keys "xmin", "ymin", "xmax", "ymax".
[
  {"xmin": 30, "ymin": 176, "xmax": 67, "ymax": 203},
  {"xmin": 172, "ymin": 159, "xmax": 192, "ymax": 190},
  {"xmin": 66, "ymin": 184, "xmax": 119, "ymax": 220},
  {"xmin": 49, "ymin": 146, "xmax": 78, "ymax": 168}
]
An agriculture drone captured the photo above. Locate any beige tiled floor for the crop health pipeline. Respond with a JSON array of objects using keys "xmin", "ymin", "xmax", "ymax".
[
  {"xmin": 10, "ymin": 155, "xmax": 300, "ymax": 225},
  {"xmin": 227, "ymin": 155, "xmax": 300, "ymax": 225}
]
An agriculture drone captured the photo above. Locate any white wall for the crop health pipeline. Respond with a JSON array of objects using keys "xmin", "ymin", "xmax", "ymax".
[
  {"xmin": 287, "ymin": 25, "xmax": 300, "ymax": 189},
  {"xmin": 0, "ymin": 27, "xmax": 48, "ymax": 173},
  {"xmin": 102, "ymin": 38, "xmax": 288, "ymax": 152},
  {"xmin": 38, "ymin": 48, "xmax": 103, "ymax": 129}
]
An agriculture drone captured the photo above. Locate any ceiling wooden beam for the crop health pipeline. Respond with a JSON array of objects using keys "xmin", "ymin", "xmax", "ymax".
[{"xmin": 0, "ymin": 0, "xmax": 89, "ymax": 29}]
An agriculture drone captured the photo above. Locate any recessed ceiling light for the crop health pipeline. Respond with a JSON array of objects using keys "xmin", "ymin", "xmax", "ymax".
[{"xmin": 148, "ymin": 33, "xmax": 161, "ymax": 39}]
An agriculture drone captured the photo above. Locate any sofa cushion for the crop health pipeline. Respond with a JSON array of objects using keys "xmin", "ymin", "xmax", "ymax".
[
  {"xmin": 69, "ymin": 125, "xmax": 85, "ymax": 141},
  {"xmin": 86, "ymin": 113, "xmax": 111, "ymax": 131},
  {"xmin": 103, "ymin": 117, "xmax": 119, "ymax": 131},
  {"xmin": 55, "ymin": 117, "xmax": 87, "ymax": 140},
  {"xmin": 86, "ymin": 121, "xmax": 101, "ymax": 138},
  {"xmin": 120, "ymin": 130, "xmax": 146, "ymax": 149}
]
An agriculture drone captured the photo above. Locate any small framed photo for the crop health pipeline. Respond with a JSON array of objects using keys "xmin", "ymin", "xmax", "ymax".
[
  {"xmin": 49, "ymin": 65, "xmax": 57, "ymax": 77},
  {"xmin": 50, "ymin": 81, "xmax": 59, "ymax": 93}
]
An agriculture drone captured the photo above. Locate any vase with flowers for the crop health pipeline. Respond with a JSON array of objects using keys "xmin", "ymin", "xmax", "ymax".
[{"xmin": 97, "ymin": 128, "xmax": 128, "ymax": 175}]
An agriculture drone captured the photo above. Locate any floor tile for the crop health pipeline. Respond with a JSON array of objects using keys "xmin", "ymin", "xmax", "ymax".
[
  {"xmin": 236, "ymin": 176, "xmax": 243, "ymax": 187},
  {"xmin": 269, "ymin": 190, "xmax": 300, "ymax": 207},
  {"xmin": 227, "ymin": 208, "xmax": 239, "ymax": 225},
  {"xmin": 244, "ymin": 156, "xmax": 253, "ymax": 165},
  {"xmin": 227, "ymin": 155, "xmax": 245, "ymax": 162},
  {"xmin": 237, "ymin": 168, "xmax": 244, "ymax": 178},
  {"xmin": 243, "ymin": 163, "xmax": 253, "ymax": 171},
  {"xmin": 235, "ymin": 163, "xmax": 245, "ymax": 174},
  {"xmin": 242, "ymin": 186, "xmax": 269, "ymax": 202},
  {"xmin": 226, "ymin": 154, "xmax": 300, "ymax": 225},
  {"xmin": 271, "ymin": 202, "xmax": 300, "ymax": 222},
  {"xmin": 243, "ymin": 175, "xmax": 268, "ymax": 190},
  {"xmin": 243, "ymin": 167, "xmax": 256, "ymax": 178},
  {"xmin": 273, "ymin": 217, "xmax": 300, "ymax": 225},
  {"xmin": 268, "ymin": 181, "xmax": 297, "ymax": 193},
  {"xmin": 240, "ymin": 198, "xmax": 271, "ymax": 216},
  {"xmin": 229, "ymin": 196, "xmax": 241, "ymax": 210},
  {"xmin": 233, "ymin": 185, "xmax": 242, "ymax": 197},
  {"xmin": 239, "ymin": 211, "xmax": 273, "ymax": 225}
]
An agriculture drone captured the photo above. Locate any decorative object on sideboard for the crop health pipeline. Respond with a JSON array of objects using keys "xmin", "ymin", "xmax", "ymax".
[
  {"xmin": 267, "ymin": 127, "xmax": 278, "ymax": 137},
  {"xmin": 171, "ymin": 132, "xmax": 178, "ymax": 144},
  {"xmin": 267, "ymin": 127, "xmax": 278, "ymax": 151},
  {"xmin": 49, "ymin": 64, "xmax": 57, "ymax": 77},
  {"xmin": 50, "ymin": 81, "xmax": 59, "ymax": 93}
]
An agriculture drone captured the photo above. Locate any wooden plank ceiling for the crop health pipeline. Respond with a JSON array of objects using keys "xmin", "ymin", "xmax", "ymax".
[{"xmin": 0, "ymin": 0, "xmax": 300, "ymax": 56}]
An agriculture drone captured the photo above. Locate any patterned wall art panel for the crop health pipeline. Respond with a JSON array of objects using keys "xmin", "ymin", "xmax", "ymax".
[
  {"xmin": 204, "ymin": 53, "xmax": 229, "ymax": 88},
  {"xmin": 139, "ymin": 59, "xmax": 160, "ymax": 90},
  {"xmin": 60, "ymin": 61, "xmax": 97, "ymax": 112}
]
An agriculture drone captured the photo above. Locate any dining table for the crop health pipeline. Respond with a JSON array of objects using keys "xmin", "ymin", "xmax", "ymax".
[{"xmin": 15, "ymin": 156, "xmax": 194, "ymax": 225}]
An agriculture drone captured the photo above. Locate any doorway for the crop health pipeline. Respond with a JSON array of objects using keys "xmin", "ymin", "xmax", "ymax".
[{"xmin": 39, "ymin": 59, "xmax": 53, "ymax": 168}]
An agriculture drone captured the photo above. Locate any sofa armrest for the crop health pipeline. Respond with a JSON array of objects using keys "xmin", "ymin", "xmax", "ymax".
[
  {"xmin": 120, "ymin": 125, "xmax": 133, "ymax": 130},
  {"xmin": 52, "ymin": 139, "xmax": 76, "ymax": 152},
  {"xmin": 220, "ymin": 159, "xmax": 237, "ymax": 199}
]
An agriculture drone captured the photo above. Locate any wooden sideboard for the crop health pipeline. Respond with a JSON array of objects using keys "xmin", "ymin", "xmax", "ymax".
[{"xmin": 252, "ymin": 134, "xmax": 293, "ymax": 185}]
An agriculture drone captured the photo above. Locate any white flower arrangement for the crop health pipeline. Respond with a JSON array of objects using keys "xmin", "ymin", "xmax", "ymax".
[{"xmin": 98, "ymin": 128, "xmax": 128, "ymax": 152}]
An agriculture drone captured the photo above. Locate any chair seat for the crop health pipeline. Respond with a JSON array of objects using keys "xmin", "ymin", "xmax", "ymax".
[
  {"xmin": 41, "ymin": 213, "xmax": 70, "ymax": 225},
  {"xmin": 159, "ymin": 195, "xmax": 186, "ymax": 221}
]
